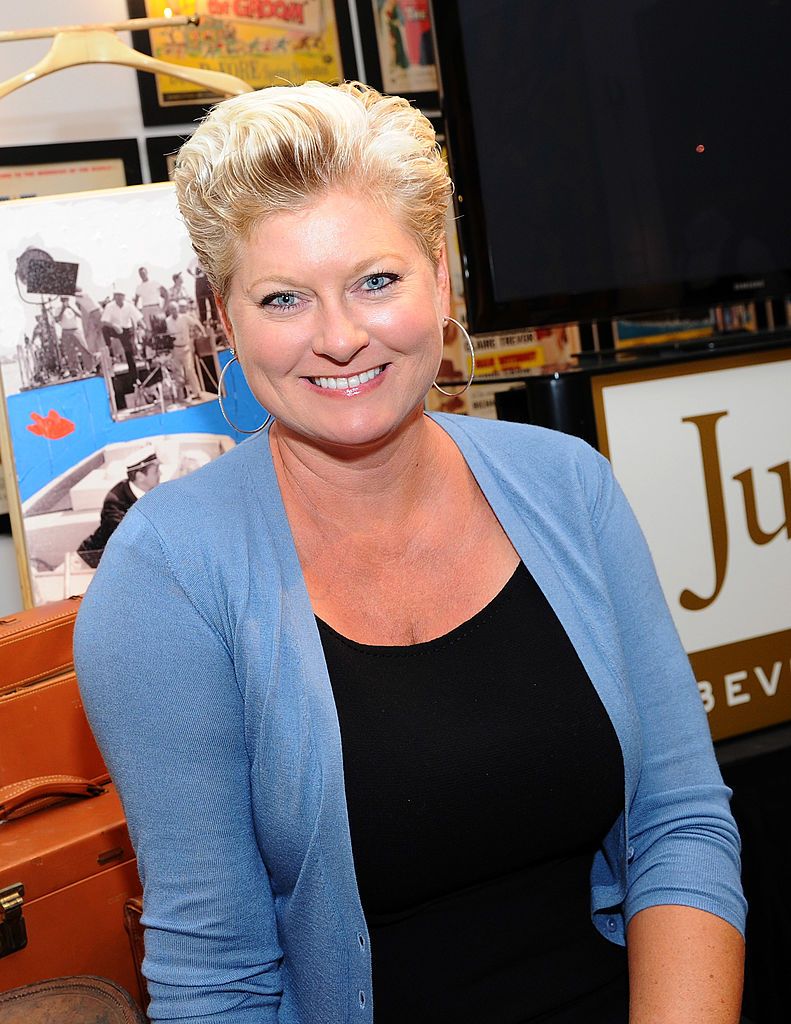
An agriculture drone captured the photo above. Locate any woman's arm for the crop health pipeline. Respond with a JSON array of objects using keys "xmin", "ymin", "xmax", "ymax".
[
  {"xmin": 587, "ymin": 447, "xmax": 746, "ymax": 937},
  {"xmin": 75, "ymin": 504, "xmax": 283, "ymax": 1023},
  {"xmin": 627, "ymin": 905, "xmax": 745, "ymax": 1023}
]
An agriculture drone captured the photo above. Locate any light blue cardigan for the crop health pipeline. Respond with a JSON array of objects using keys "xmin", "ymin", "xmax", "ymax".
[{"xmin": 74, "ymin": 412, "xmax": 746, "ymax": 1024}]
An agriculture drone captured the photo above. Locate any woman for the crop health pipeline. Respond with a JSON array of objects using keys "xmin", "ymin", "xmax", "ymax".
[{"xmin": 75, "ymin": 81, "xmax": 746, "ymax": 1023}]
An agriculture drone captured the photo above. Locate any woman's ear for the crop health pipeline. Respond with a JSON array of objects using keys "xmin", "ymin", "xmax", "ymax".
[
  {"xmin": 214, "ymin": 291, "xmax": 234, "ymax": 347},
  {"xmin": 436, "ymin": 244, "xmax": 451, "ymax": 319}
]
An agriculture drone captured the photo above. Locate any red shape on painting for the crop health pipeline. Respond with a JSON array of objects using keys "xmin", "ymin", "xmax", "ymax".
[{"xmin": 26, "ymin": 409, "xmax": 76, "ymax": 439}]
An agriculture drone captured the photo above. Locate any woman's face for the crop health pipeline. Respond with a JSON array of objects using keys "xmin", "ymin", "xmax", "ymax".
[{"xmin": 219, "ymin": 189, "xmax": 450, "ymax": 450}]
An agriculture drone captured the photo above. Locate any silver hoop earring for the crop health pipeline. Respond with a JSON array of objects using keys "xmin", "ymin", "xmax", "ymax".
[
  {"xmin": 432, "ymin": 316, "xmax": 475, "ymax": 397},
  {"xmin": 217, "ymin": 352, "xmax": 272, "ymax": 435}
]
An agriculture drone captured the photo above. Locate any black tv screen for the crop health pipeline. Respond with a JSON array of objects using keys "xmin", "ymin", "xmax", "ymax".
[{"xmin": 433, "ymin": 0, "xmax": 791, "ymax": 332}]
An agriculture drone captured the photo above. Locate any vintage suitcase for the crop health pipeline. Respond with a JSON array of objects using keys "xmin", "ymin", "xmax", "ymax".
[
  {"xmin": 0, "ymin": 975, "xmax": 146, "ymax": 1024},
  {"xmin": 0, "ymin": 599, "xmax": 144, "ymax": 1006}
]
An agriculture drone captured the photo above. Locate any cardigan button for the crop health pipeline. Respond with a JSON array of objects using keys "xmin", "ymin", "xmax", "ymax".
[
  {"xmin": 627, "ymin": 845, "xmax": 635, "ymax": 862},
  {"xmin": 606, "ymin": 917, "xmax": 617, "ymax": 932}
]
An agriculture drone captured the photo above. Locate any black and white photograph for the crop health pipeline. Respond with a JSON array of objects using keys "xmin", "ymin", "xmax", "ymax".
[
  {"xmin": 0, "ymin": 182, "xmax": 265, "ymax": 607},
  {"xmin": 19, "ymin": 432, "xmax": 234, "ymax": 604},
  {"xmin": 10, "ymin": 225, "xmax": 228, "ymax": 423}
]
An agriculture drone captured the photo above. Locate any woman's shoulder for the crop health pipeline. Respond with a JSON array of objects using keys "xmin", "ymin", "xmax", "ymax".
[
  {"xmin": 429, "ymin": 411, "xmax": 607, "ymax": 487},
  {"xmin": 104, "ymin": 434, "xmax": 288, "ymax": 580},
  {"xmin": 137, "ymin": 433, "xmax": 277, "ymax": 527},
  {"xmin": 83, "ymin": 435, "xmax": 286, "ymax": 622}
]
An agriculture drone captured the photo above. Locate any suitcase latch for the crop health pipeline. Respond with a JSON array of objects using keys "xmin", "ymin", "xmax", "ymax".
[{"xmin": 0, "ymin": 882, "xmax": 28, "ymax": 958}]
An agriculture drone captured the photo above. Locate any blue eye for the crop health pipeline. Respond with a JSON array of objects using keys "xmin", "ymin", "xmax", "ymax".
[
  {"xmin": 362, "ymin": 273, "xmax": 397, "ymax": 292},
  {"xmin": 262, "ymin": 291, "xmax": 299, "ymax": 309}
]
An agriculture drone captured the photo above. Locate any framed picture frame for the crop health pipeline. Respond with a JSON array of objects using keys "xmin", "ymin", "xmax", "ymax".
[
  {"xmin": 127, "ymin": 0, "xmax": 358, "ymax": 126},
  {"xmin": 0, "ymin": 182, "xmax": 269, "ymax": 607},
  {"xmin": 0, "ymin": 139, "xmax": 143, "ymax": 202},
  {"xmin": 356, "ymin": 0, "xmax": 439, "ymax": 109},
  {"xmin": 146, "ymin": 135, "xmax": 190, "ymax": 182}
]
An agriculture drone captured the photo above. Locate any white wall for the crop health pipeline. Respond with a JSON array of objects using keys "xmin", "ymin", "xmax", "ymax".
[{"xmin": 0, "ymin": 1, "xmax": 202, "ymax": 172}]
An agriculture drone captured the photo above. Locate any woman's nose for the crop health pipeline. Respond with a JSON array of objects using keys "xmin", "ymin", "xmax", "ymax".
[{"xmin": 312, "ymin": 305, "xmax": 369, "ymax": 364}]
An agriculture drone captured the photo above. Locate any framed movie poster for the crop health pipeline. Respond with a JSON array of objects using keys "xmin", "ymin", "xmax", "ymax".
[
  {"xmin": 146, "ymin": 135, "xmax": 189, "ymax": 181},
  {"xmin": 0, "ymin": 182, "xmax": 269, "ymax": 608},
  {"xmin": 0, "ymin": 140, "xmax": 143, "ymax": 202},
  {"xmin": 127, "ymin": 0, "xmax": 358, "ymax": 126},
  {"xmin": 356, "ymin": 0, "xmax": 439, "ymax": 108}
]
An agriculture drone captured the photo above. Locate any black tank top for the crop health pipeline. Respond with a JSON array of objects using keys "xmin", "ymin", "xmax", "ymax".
[{"xmin": 317, "ymin": 561, "xmax": 628, "ymax": 1023}]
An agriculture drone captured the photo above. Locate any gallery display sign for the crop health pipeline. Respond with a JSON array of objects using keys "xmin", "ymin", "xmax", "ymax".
[{"xmin": 592, "ymin": 348, "xmax": 791, "ymax": 741}]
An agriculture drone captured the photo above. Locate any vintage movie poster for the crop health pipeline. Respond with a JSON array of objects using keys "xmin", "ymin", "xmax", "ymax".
[
  {"xmin": 425, "ymin": 379, "xmax": 527, "ymax": 419},
  {"xmin": 135, "ymin": 0, "xmax": 346, "ymax": 107},
  {"xmin": 370, "ymin": 0, "xmax": 437, "ymax": 96},
  {"xmin": 473, "ymin": 325, "xmax": 581, "ymax": 377},
  {"xmin": 0, "ymin": 183, "xmax": 266, "ymax": 607}
]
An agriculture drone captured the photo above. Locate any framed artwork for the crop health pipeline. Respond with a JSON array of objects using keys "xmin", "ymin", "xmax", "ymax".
[
  {"xmin": 0, "ymin": 139, "xmax": 143, "ymax": 202},
  {"xmin": 356, "ymin": 0, "xmax": 439, "ymax": 108},
  {"xmin": 0, "ymin": 182, "xmax": 270, "ymax": 607},
  {"xmin": 127, "ymin": 0, "xmax": 358, "ymax": 126},
  {"xmin": 146, "ymin": 135, "xmax": 190, "ymax": 182}
]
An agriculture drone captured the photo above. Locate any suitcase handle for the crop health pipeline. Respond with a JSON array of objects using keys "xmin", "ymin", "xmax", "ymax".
[{"xmin": 0, "ymin": 774, "xmax": 106, "ymax": 821}]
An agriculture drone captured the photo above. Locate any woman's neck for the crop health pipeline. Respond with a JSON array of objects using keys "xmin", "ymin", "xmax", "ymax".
[{"xmin": 269, "ymin": 408, "xmax": 457, "ymax": 538}]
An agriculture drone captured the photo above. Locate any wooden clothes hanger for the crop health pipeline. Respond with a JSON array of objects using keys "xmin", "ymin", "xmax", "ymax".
[{"xmin": 0, "ymin": 15, "xmax": 254, "ymax": 102}]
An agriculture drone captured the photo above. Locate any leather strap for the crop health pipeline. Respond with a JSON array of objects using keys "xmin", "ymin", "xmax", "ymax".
[{"xmin": 0, "ymin": 774, "xmax": 106, "ymax": 821}]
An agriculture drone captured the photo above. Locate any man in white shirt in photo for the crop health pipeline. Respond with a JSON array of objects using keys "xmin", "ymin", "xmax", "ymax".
[
  {"xmin": 101, "ymin": 288, "xmax": 143, "ymax": 380},
  {"xmin": 134, "ymin": 267, "xmax": 168, "ymax": 336}
]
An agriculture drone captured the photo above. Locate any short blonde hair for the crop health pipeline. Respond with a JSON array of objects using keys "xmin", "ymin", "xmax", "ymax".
[{"xmin": 174, "ymin": 81, "xmax": 452, "ymax": 300}]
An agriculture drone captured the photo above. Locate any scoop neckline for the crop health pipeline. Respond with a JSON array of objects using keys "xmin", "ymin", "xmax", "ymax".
[{"xmin": 315, "ymin": 561, "xmax": 525, "ymax": 655}]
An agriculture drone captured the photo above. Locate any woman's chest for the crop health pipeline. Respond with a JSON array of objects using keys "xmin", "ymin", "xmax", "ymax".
[{"xmin": 299, "ymin": 504, "xmax": 520, "ymax": 645}]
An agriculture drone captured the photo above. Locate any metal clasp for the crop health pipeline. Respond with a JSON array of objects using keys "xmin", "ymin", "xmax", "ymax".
[{"xmin": 0, "ymin": 882, "xmax": 28, "ymax": 958}]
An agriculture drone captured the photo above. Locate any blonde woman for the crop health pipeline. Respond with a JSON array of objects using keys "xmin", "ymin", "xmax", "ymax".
[{"xmin": 75, "ymin": 82, "xmax": 746, "ymax": 1024}]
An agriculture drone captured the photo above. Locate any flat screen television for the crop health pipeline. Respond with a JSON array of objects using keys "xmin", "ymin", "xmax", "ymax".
[{"xmin": 432, "ymin": 0, "xmax": 791, "ymax": 334}]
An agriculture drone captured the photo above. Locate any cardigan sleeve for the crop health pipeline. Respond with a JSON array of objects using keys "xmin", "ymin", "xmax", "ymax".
[
  {"xmin": 589, "ymin": 450, "xmax": 747, "ymax": 937},
  {"xmin": 74, "ymin": 504, "xmax": 284, "ymax": 1023}
]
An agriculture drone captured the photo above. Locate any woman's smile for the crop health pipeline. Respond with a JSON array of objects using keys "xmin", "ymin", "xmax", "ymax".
[{"xmin": 305, "ymin": 363, "xmax": 388, "ymax": 392}]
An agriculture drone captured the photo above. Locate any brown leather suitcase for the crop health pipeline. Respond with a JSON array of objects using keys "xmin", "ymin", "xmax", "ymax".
[
  {"xmin": 0, "ymin": 600, "xmax": 144, "ymax": 1006},
  {"xmin": 0, "ymin": 975, "xmax": 146, "ymax": 1024}
]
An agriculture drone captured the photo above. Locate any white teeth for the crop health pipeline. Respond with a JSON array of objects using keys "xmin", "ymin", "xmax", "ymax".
[{"xmin": 310, "ymin": 365, "xmax": 384, "ymax": 389}]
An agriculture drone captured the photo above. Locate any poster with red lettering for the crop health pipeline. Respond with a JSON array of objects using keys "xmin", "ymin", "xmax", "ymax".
[
  {"xmin": 128, "ymin": 0, "xmax": 358, "ymax": 126},
  {"xmin": 0, "ymin": 140, "xmax": 142, "ymax": 203}
]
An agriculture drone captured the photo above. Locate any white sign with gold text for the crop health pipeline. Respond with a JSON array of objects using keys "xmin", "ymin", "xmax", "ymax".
[{"xmin": 593, "ymin": 349, "xmax": 791, "ymax": 740}]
